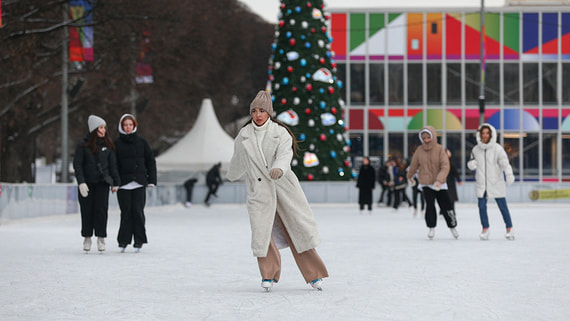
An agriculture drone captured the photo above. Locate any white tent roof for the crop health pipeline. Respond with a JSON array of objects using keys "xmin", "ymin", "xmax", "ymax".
[{"xmin": 156, "ymin": 98, "xmax": 235, "ymax": 173}]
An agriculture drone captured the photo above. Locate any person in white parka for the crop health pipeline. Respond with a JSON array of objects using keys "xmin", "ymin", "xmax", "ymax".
[
  {"xmin": 467, "ymin": 123, "xmax": 515, "ymax": 241},
  {"xmin": 227, "ymin": 90, "xmax": 328, "ymax": 292}
]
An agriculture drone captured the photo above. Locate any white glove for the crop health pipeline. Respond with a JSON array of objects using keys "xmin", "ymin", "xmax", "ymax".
[
  {"xmin": 79, "ymin": 183, "xmax": 89, "ymax": 198},
  {"xmin": 467, "ymin": 160, "xmax": 478, "ymax": 170},
  {"xmin": 506, "ymin": 174, "xmax": 515, "ymax": 185},
  {"xmin": 270, "ymin": 168, "xmax": 283, "ymax": 180},
  {"xmin": 433, "ymin": 181, "xmax": 441, "ymax": 191}
]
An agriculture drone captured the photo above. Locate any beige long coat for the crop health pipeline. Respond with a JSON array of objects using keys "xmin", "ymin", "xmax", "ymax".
[{"xmin": 227, "ymin": 120, "xmax": 321, "ymax": 257}]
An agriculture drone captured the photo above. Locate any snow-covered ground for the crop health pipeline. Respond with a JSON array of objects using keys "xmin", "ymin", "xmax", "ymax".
[{"xmin": 1, "ymin": 201, "xmax": 568, "ymax": 321}]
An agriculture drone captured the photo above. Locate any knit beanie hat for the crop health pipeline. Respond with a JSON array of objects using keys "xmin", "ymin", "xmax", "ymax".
[
  {"xmin": 250, "ymin": 90, "xmax": 273, "ymax": 116},
  {"xmin": 88, "ymin": 115, "xmax": 106, "ymax": 133}
]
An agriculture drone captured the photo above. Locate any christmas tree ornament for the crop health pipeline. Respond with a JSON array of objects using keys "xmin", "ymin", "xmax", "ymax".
[
  {"xmin": 322, "ymin": 166, "xmax": 329, "ymax": 174},
  {"xmin": 303, "ymin": 152, "xmax": 319, "ymax": 167},
  {"xmin": 320, "ymin": 113, "xmax": 336, "ymax": 126},
  {"xmin": 312, "ymin": 68, "xmax": 333, "ymax": 83},
  {"xmin": 277, "ymin": 110, "xmax": 299, "ymax": 126},
  {"xmin": 309, "ymin": 144, "xmax": 315, "ymax": 151},
  {"xmin": 292, "ymin": 159, "xmax": 298, "ymax": 167},
  {"xmin": 302, "ymin": 21, "xmax": 309, "ymax": 28},
  {"xmin": 307, "ymin": 174, "xmax": 314, "ymax": 181},
  {"xmin": 308, "ymin": 119, "xmax": 315, "ymax": 127},
  {"xmin": 319, "ymin": 134, "xmax": 326, "ymax": 141},
  {"xmin": 330, "ymin": 151, "xmax": 337, "ymax": 158},
  {"xmin": 312, "ymin": 8, "xmax": 322, "ymax": 19},
  {"xmin": 282, "ymin": 77, "xmax": 289, "ymax": 85},
  {"xmin": 293, "ymin": 97, "xmax": 300, "ymax": 105}
]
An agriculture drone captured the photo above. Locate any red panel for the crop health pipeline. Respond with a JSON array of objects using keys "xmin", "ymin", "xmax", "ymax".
[
  {"xmin": 368, "ymin": 110, "xmax": 384, "ymax": 130},
  {"xmin": 348, "ymin": 109, "xmax": 364, "ymax": 130},
  {"xmin": 331, "ymin": 13, "xmax": 347, "ymax": 59},
  {"xmin": 446, "ymin": 14, "xmax": 462, "ymax": 59}
]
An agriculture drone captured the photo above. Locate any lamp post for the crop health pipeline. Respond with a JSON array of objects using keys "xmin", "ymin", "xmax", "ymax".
[{"xmin": 479, "ymin": 0, "xmax": 486, "ymax": 125}]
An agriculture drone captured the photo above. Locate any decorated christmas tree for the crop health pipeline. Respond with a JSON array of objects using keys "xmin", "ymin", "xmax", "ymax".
[{"xmin": 268, "ymin": 0, "xmax": 352, "ymax": 181}]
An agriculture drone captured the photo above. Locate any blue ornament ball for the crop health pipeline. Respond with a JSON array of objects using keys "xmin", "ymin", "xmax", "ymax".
[
  {"xmin": 319, "ymin": 101, "xmax": 326, "ymax": 109},
  {"xmin": 329, "ymin": 129, "xmax": 334, "ymax": 135},
  {"xmin": 286, "ymin": 31, "xmax": 292, "ymax": 38},
  {"xmin": 337, "ymin": 80, "xmax": 343, "ymax": 89},
  {"xmin": 282, "ymin": 77, "xmax": 289, "ymax": 85},
  {"xmin": 305, "ymin": 42, "xmax": 311, "ymax": 49},
  {"xmin": 330, "ymin": 151, "xmax": 337, "ymax": 158},
  {"xmin": 299, "ymin": 133, "xmax": 306, "ymax": 141},
  {"xmin": 295, "ymin": 6, "xmax": 301, "ymax": 13}
]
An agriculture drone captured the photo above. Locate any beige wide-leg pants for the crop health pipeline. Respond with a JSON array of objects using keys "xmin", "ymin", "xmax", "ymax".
[{"xmin": 257, "ymin": 214, "xmax": 328, "ymax": 283}]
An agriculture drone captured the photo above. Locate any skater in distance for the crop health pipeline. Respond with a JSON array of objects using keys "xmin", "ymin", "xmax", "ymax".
[{"xmin": 227, "ymin": 90, "xmax": 328, "ymax": 292}]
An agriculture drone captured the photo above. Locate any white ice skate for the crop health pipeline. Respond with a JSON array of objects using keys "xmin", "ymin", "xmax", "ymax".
[
  {"xmin": 427, "ymin": 228, "xmax": 435, "ymax": 239},
  {"xmin": 261, "ymin": 279, "xmax": 275, "ymax": 292},
  {"xmin": 480, "ymin": 228, "xmax": 490, "ymax": 240},
  {"xmin": 505, "ymin": 228, "xmax": 515, "ymax": 240},
  {"xmin": 97, "ymin": 237, "xmax": 105, "ymax": 252},
  {"xmin": 83, "ymin": 237, "xmax": 91, "ymax": 252},
  {"xmin": 310, "ymin": 278, "xmax": 323, "ymax": 291},
  {"xmin": 450, "ymin": 228, "xmax": 459, "ymax": 239}
]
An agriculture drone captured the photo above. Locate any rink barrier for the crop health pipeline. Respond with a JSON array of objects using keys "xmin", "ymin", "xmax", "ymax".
[{"xmin": 0, "ymin": 182, "xmax": 568, "ymax": 221}]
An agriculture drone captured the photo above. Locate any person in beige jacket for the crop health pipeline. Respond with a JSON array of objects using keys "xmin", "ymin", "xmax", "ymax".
[
  {"xmin": 227, "ymin": 90, "xmax": 328, "ymax": 292},
  {"xmin": 406, "ymin": 126, "xmax": 459, "ymax": 240}
]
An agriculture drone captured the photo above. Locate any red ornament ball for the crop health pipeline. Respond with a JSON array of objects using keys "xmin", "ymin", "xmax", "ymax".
[
  {"xmin": 281, "ymin": 98, "xmax": 287, "ymax": 105},
  {"xmin": 328, "ymin": 86, "xmax": 334, "ymax": 94},
  {"xmin": 305, "ymin": 83, "xmax": 313, "ymax": 91},
  {"xmin": 311, "ymin": 28, "xmax": 316, "ymax": 33},
  {"xmin": 321, "ymin": 26, "xmax": 326, "ymax": 33},
  {"xmin": 306, "ymin": 2, "xmax": 312, "ymax": 8},
  {"xmin": 287, "ymin": 66, "xmax": 293, "ymax": 73},
  {"xmin": 289, "ymin": 38, "xmax": 296, "ymax": 46},
  {"xmin": 279, "ymin": 20, "xmax": 285, "ymax": 28},
  {"xmin": 319, "ymin": 57, "xmax": 325, "ymax": 64},
  {"xmin": 320, "ymin": 134, "xmax": 326, "ymax": 141},
  {"xmin": 281, "ymin": 3, "xmax": 286, "ymax": 9},
  {"xmin": 292, "ymin": 86, "xmax": 298, "ymax": 92},
  {"xmin": 331, "ymin": 107, "xmax": 337, "ymax": 114},
  {"xmin": 331, "ymin": 62, "xmax": 337, "ymax": 68},
  {"xmin": 307, "ymin": 174, "xmax": 314, "ymax": 181},
  {"xmin": 305, "ymin": 108, "xmax": 311, "ymax": 115},
  {"xmin": 344, "ymin": 160, "xmax": 350, "ymax": 167}
]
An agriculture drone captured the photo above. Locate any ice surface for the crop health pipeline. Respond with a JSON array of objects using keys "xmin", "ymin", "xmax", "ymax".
[{"xmin": 1, "ymin": 202, "xmax": 569, "ymax": 321}]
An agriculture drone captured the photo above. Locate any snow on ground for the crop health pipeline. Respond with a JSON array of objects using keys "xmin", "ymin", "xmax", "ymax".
[{"xmin": 0, "ymin": 201, "xmax": 569, "ymax": 321}]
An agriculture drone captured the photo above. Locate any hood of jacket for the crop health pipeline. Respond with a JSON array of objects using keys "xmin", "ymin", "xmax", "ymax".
[
  {"xmin": 476, "ymin": 123, "xmax": 497, "ymax": 150},
  {"xmin": 419, "ymin": 126, "xmax": 437, "ymax": 151},
  {"xmin": 118, "ymin": 113, "xmax": 138, "ymax": 135}
]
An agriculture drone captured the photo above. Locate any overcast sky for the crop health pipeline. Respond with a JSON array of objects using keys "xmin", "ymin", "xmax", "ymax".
[{"xmin": 238, "ymin": 0, "xmax": 508, "ymax": 23}]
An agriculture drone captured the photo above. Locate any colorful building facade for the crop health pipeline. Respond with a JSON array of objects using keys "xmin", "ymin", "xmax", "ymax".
[{"xmin": 329, "ymin": 7, "xmax": 570, "ymax": 182}]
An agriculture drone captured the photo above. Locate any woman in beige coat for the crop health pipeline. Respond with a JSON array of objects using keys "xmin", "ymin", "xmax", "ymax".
[{"xmin": 227, "ymin": 90, "xmax": 328, "ymax": 292}]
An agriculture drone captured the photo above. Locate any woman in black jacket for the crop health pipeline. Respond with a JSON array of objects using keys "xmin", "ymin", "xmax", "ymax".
[
  {"xmin": 356, "ymin": 156, "xmax": 376, "ymax": 213},
  {"xmin": 73, "ymin": 115, "xmax": 120, "ymax": 252},
  {"xmin": 114, "ymin": 114, "xmax": 157, "ymax": 253}
]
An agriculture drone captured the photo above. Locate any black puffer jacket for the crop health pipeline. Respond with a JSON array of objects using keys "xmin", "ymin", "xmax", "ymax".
[
  {"xmin": 114, "ymin": 133, "xmax": 157, "ymax": 186},
  {"xmin": 73, "ymin": 136, "xmax": 121, "ymax": 185}
]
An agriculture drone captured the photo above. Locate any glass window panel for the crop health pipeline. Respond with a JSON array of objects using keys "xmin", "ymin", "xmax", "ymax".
[
  {"xmin": 368, "ymin": 133, "xmax": 385, "ymax": 158},
  {"xmin": 427, "ymin": 63, "xmax": 442, "ymax": 105},
  {"xmin": 485, "ymin": 63, "xmax": 500, "ymax": 104},
  {"xmin": 370, "ymin": 63, "xmax": 385, "ymax": 104},
  {"xmin": 447, "ymin": 63, "xmax": 461, "ymax": 104},
  {"xmin": 465, "ymin": 63, "xmax": 479, "ymax": 105},
  {"xmin": 503, "ymin": 137, "xmax": 520, "ymax": 177},
  {"xmin": 504, "ymin": 63, "xmax": 520, "ymax": 105},
  {"xmin": 564, "ymin": 63, "xmax": 570, "ymax": 104},
  {"xmin": 445, "ymin": 134, "xmax": 464, "ymax": 179},
  {"xmin": 388, "ymin": 133, "xmax": 404, "ymax": 159},
  {"xmin": 408, "ymin": 133, "xmax": 422, "ymax": 160},
  {"xmin": 336, "ymin": 63, "xmax": 347, "ymax": 103},
  {"xmin": 407, "ymin": 63, "xmax": 423, "ymax": 105},
  {"xmin": 349, "ymin": 133, "xmax": 363, "ymax": 158},
  {"xmin": 542, "ymin": 133, "xmax": 557, "ymax": 176},
  {"xmin": 350, "ymin": 63, "xmax": 365, "ymax": 105},
  {"xmin": 465, "ymin": 131, "xmax": 478, "ymax": 180},
  {"xmin": 542, "ymin": 63, "xmax": 557, "ymax": 105},
  {"xmin": 388, "ymin": 63, "xmax": 404, "ymax": 105},
  {"xmin": 523, "ymin": 133, "xmax": 539, "ymax": 179},
  {"xmin": 563, "ymin": 134, "xmax": 570, "ymax": 177},
  {"xmin": 523, "ymin": 63, "xmax": 539, "ymax": 105}
]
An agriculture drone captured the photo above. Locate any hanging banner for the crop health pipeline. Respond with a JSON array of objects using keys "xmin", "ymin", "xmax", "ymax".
[
  {"xmin": 69, "ymin": 0, "xmax": 94, "ymax": 62},
  {"xmin": 135, "ymin": 31, "xmax": 153, "ymax": 84}
]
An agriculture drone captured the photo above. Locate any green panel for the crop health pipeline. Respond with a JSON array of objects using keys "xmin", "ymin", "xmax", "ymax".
[
  {"xmin": 464, "ymin": 13, "xmax": 481, "ymax": 31},
  {"xmin": 369, "ymin": 13, "xmax": 385, "ymax": 38},
  {"xmin": 485, "ymin": 13, "xmax": 500, "ymax": 42},
  {"xmin": 350, "ymin": 13, "xmax": 366, "ymax": 51},
  {"xmin": 388, "ymin": 13, "xmax": 401, "ymax": 24},
  {"xmin": 408, "ymin": 110, "xmax": 463, "ymax": 130},
  {"xmin": 503, "ymin": 13, "xmax": 520, "ymax": 52}
]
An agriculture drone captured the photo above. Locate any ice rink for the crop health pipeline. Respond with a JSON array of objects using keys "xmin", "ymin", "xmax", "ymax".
[{"xmin": 1, "ymin": 201, "xmax": 569, "ymax": 321}]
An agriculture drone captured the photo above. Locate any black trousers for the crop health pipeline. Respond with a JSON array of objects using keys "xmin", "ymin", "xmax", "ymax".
[
  {"xmin": 204, "ymin": 182, "xmax": 220, "ymax": 203},
  {"xmin": 184, "ymin": 182, "xmax": 195, "ymax": 202},
  {"xmin": 79, "ymin": 182, "xmax": 110, "ymax": 238},
  {"xmin": 412, "ymin": 186, "xmax": 425, "ymax": 210},
  {"xmin": 422, "ymin": 187, "xmax": 457, "ymax": 228},
  {"xmin": 117, "ymin": 187, "xmax": 148, "ymax": 247}
]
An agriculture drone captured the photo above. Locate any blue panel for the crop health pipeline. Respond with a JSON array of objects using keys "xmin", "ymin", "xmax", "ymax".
[
  {"xmin": 542, "ymin": 13, "xmax": 558, "ymax": 45},
  {"xmin": 523, "ymin": 13, "xmax": 539, "ymax": 53}
]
